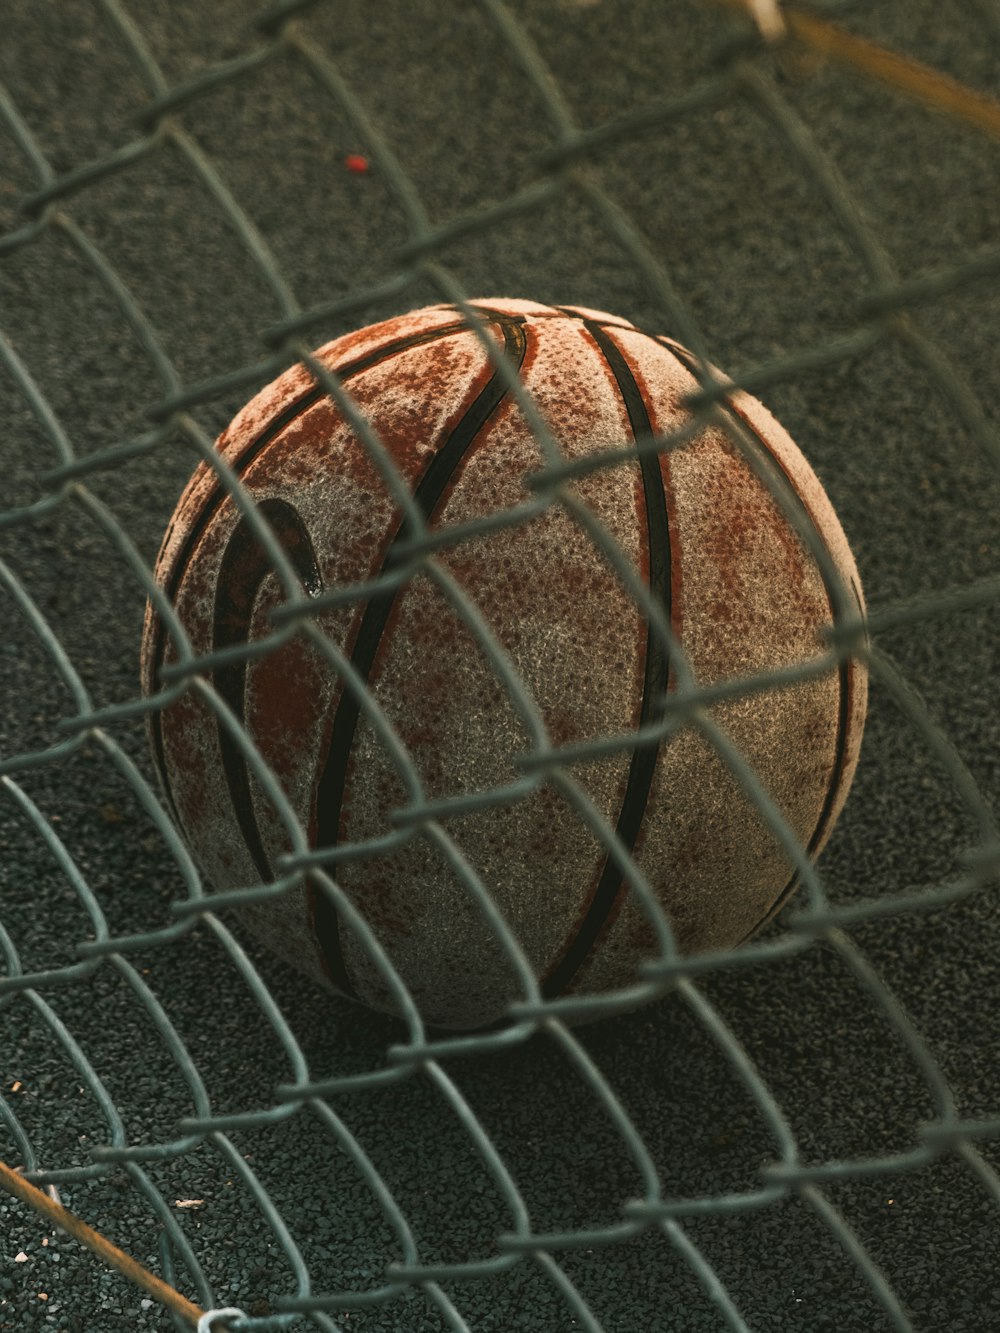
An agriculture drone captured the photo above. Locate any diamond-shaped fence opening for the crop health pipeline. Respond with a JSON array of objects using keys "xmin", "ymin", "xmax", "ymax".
[{"xmin": 2, "ymin": 2, "xmax": 999, "ymax": 1331}]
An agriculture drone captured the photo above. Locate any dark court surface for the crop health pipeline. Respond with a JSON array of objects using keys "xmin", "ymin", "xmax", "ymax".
[{"xmin": 1, "ymin": 2, "xmax": 999, "ymax": 1330}]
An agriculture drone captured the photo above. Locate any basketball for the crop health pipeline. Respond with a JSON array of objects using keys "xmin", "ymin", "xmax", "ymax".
[{"xmin": 141, "ymin": 297, "xmax": 867, "ymax": 1030}]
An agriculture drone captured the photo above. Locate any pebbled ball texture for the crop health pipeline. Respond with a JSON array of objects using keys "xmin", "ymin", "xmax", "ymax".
[{"xmin": 141, "ymin": 298, "xmax": 867, "ymax": 1030}]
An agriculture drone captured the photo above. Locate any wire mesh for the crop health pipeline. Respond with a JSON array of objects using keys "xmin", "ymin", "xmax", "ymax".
[{"xmin": 1, "ymin": 1, "xmax": 999, "ymax": 1330}]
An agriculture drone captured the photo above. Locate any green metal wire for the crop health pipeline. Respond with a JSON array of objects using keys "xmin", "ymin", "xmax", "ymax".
[{"xmin": 1, "ymin": 0, "xmax": 999, "ymax": 1330}]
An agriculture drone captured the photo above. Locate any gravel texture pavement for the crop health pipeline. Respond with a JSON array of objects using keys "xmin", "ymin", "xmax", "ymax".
[{"xmin": 1, "ymin": 3, "xmax": 999, "ymax": 1331}]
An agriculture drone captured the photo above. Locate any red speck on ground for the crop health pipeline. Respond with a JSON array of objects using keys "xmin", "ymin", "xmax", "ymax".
[{"xmin": 345, "ymin": 154, "xmax": 370, "ymax": 174}]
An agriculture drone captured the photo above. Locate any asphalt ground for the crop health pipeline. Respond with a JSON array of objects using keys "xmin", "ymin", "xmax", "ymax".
[{"xmin": 1, "ymin": 2, "xmax": 999, "ymax": 1331}]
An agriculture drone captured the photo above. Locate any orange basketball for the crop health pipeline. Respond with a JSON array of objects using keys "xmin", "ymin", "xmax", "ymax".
[{"xmin": 141, "ymin": 298, "xmax": 867, "ymax": 1029}]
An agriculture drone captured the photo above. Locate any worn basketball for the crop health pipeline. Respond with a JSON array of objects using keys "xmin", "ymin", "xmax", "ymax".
[{"xmin": 141, "ymin": 298, "xmax": 867, "ymax": 1029}]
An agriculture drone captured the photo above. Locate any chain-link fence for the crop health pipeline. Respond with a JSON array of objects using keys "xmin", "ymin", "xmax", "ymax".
[{"xmin": 2, "ymin": 1, "xmax": 1000, "ymax": 1330}]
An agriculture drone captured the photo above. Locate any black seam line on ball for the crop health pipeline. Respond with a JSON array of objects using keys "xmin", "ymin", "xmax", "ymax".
[
  {"xmin": 540, "ymin": 320, "xmax": 673, "ymax": 1002},
  {"xmin": 651, "ymin": 336, "xmax": 853, "ymax": 936},
  {"xmin": 150, "ymin": 319, "xmax": 475, "ymax": 684},
  {"xmin": 739, "ymin": 573, "xmax": 864, "ymax": 940},
  {"xmin": 147, "ymin": 318, "xmax": 477, "ymax": 810},
  {"xmin": 311, "ymin": 317, "xmax": 529, "ymax": 1001},
  {"xmin": 212, "ymin": 498, "xmax": 323, "ymax": 885}
]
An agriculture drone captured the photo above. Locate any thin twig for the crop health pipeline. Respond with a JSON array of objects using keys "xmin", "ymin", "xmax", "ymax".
[
  {"xmin": 0, "ymin": 1160, "xmax": 232, "ymax": 1332},
  {"xmin": 713, "ymin": 0, "xmax": 1000, "ymax": 142}
]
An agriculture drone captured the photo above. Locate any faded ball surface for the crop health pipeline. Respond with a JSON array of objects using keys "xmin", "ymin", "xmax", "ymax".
[{"xmin": 142, "ymin": 298, "xmax": 867, "ymax": 1029}]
